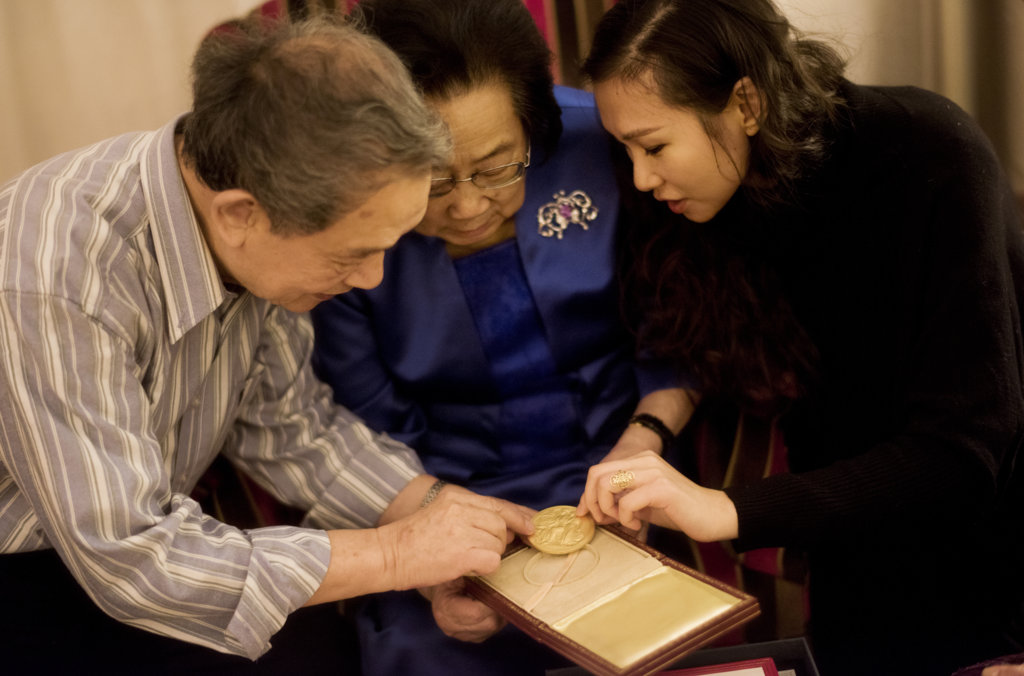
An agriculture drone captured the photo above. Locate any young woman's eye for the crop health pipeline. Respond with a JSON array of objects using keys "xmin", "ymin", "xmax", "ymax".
[{"xmin": 643, "ymin": 144, "xmax": 665, "ymax": 156}]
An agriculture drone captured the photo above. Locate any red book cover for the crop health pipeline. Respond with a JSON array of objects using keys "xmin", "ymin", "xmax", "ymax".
[{"xmin": 661, "ymin": 657, "xmax": 779, "ymax": 676}]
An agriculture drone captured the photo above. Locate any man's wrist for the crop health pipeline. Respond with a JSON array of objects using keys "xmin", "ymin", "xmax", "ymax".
[
  {"xmin": 379, "ymin": 474, "xmax": 438, "ymax": 525},
  {"xmin": 419, "ymin": 479, "xmax": 449, "ymax": 508}
]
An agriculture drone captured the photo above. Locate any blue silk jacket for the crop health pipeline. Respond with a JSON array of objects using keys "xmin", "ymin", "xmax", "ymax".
[{"xmin": 311, "ymin": 87, "xmax": 669, "ymax": 508}]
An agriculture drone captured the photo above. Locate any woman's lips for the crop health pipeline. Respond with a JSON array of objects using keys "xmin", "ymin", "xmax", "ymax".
[
  {"xmin": 452, "ymin": 219, "xmax": 495, "ymax": 241},
  {"xmin": 665, "ymin": 198, "xmax": 688, "ymax": 214}
]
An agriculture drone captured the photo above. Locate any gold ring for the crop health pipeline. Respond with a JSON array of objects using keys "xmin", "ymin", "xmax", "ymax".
[{"xmin": 610, "ymin": 469, "xmax": 635, "ymax": 491}]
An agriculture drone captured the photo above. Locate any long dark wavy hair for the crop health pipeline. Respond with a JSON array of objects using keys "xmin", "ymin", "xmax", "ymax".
[{"xmin": 585, "ymin": 0, "xmax": 848, "ymax": 411}]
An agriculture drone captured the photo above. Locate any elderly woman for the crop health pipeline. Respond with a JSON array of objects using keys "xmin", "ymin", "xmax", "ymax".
[{"xmin": 308, "ymin": 0, "xmax": 690, "ymax": 673}]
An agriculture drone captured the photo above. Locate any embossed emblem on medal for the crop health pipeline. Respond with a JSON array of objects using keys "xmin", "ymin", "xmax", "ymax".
[{"xmin": 527, "ymin": 505, "xmax": 596, "ymax": 555}]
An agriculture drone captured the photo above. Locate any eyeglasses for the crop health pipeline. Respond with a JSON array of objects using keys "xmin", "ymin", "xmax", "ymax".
[{"xmin": 429, "ymin": 149, "xmax": 531, "ymax": 198}]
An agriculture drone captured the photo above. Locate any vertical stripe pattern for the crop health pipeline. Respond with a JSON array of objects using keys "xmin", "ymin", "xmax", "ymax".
[{"xmin": 0, "ymin": 118, "xmax": 423, "ymax": 658}]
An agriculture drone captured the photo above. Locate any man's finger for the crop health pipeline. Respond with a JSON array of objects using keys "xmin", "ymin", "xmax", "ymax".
[{"xmin": 492, "ymin": 500, "xmax": 535, "ymax": 536}]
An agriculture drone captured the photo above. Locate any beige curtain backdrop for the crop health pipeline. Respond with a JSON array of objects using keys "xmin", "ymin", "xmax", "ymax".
[
  {"xmin": 2, "ymin": 0, "xmax": 1022, "ymax": 201},
  {"xmin": 776, "ymin": 0, "xmax": 1024, "ymax": 204},
  {"xmin": 0, "ymin": 0, "xmax": 254, "ymax": 183}
]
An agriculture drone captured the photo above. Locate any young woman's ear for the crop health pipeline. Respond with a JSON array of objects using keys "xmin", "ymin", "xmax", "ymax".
[{"xmin": 733, "ymin": 76, "xmax": 763, "ymax": 136}]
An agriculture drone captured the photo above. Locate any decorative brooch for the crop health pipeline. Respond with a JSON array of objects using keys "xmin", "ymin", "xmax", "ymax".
[{"xmin": 536, "ymin": 189, "xmax": 598, "ymax": 239}]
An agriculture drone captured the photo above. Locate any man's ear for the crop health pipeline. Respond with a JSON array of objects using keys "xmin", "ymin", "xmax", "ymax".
[
  {"xmin": 732, "ymin": 76, "xmax": 763, "ymax": 136},
  {"xmin": 209, "ymin": 189, "xmax": 262, "ymax": 248}
]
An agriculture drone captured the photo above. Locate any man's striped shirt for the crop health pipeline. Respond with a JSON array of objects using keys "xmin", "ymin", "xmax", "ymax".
[{"xmin": 0, "ymin": 118, "xmax": 422, "ymax": 658}]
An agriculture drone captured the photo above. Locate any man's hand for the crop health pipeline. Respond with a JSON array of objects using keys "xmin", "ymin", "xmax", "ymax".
[
  {"xmin": 305, "ymin": 483, "xmax": 533, "ymax": 606},
  {"xmin": 377, "ymin": 485, "xmax": 534, "ymax": 590}
]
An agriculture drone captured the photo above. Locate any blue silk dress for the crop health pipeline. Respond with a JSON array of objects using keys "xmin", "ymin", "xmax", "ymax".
[{"xmin": 310, "ymin": 86, "xmax": 673, "ymax": 675}]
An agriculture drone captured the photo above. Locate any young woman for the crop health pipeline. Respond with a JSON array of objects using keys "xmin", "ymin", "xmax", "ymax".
[{"xmin": 577, "ymin": 1, "xmax": 1024, "ymax": 674}]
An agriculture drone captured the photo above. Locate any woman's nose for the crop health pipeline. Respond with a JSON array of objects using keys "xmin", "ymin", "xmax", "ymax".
[
  {"xmin": 446, "ymin": 182, "xmax": 490, "ymax": 219},
  {"xmin": 632, "ymin": 157, "xmax": 662, "ymax": 193}
]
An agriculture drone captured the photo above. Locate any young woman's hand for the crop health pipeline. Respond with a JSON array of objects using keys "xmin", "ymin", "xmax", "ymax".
[{"xmin": 577, "ymin": 450, "xmax": 738, "ymax": 542}]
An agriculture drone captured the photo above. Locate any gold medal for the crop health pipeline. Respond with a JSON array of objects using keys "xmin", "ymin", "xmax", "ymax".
[{"xmin": 527, "ymin": 505, "xmax": 596, "ymax": 555}]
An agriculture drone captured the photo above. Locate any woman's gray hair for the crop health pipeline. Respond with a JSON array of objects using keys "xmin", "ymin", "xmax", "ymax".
[{"xmin": 182, "ymin": 15, "xmax": 450, "ymax": 235}]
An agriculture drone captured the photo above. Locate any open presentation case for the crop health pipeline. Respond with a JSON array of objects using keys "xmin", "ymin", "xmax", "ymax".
[{"xmin": 465, "ymin": 526, "xmax": 761, "ymax": 676}]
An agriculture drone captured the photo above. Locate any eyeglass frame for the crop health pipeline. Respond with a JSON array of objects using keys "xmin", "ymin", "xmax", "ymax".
[{"xmin": 428, "ymin": 147, "xmax": 531, "ymax": 198}]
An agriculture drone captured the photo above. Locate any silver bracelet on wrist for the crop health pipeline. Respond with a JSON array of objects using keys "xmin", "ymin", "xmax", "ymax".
[{"xmin": 419, "ymin": 479, "xmax": 449, "ymax": 508}]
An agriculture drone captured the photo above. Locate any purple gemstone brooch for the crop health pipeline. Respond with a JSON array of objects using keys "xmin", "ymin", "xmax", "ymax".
[{"xmin": 536, "ymin": 190, "xmax": 598, "ymax": 239}]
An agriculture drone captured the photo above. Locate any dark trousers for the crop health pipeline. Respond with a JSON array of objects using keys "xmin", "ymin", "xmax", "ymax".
[{"xmin": 1, "ymin": 549, "xmax": 360, "ymax": 675}]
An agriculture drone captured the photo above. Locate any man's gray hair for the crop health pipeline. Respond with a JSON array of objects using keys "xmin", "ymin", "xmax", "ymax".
[{"xmin": 182, "ymin": 15, "xmax": 450, "ymax": 235}]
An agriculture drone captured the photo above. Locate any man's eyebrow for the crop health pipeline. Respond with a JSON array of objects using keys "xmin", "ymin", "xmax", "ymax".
[{"xmin": 345, "ymin": 246, "xmax": 386, "ymax": 258}]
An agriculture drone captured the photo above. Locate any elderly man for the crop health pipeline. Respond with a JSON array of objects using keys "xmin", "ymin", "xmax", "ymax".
[{"xmin": 0, "ymin": 16, "xmax": 532, "ymax": 674}]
